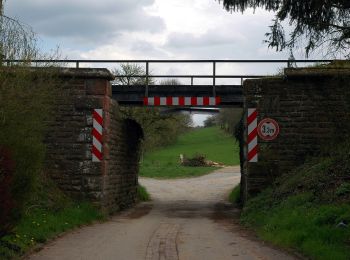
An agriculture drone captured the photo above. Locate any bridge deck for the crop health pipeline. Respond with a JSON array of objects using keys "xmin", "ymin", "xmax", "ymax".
[{"xmin": 112, "ymin": 84, "xmax": 243, "ymax": 107}]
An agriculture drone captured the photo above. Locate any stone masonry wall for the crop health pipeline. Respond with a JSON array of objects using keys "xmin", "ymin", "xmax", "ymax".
[
  {"xmin": 241, "ymin": 68, "xmax": 350, "ymax": 202},
  {"xmin": 45, "ymin": 68, "xmax": 142, "ymax": 213}
]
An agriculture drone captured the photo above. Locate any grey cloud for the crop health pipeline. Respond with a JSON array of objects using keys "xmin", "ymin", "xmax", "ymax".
[
  {"xmin": 164, "ymin": 26, "xmax": 289, "ymax": 60},
  {"xmin": 166, "ymin": 29, "xmax": 245, "ymax": 48},
  {"xmin": 5, "ymin": 0, "xmax": 164, "ymax": 44}
]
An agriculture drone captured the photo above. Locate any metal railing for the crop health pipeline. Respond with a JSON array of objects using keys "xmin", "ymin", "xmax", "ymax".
[{"xmin": 3, "ymin": 59, "xmax": 335, "ymax": 97}]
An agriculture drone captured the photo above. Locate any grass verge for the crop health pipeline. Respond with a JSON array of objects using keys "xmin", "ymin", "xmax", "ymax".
[
  {"xmin": 0, "ymin": 174, "xmax": 104, "ymax": 260},
  {"xmin": 0, "ymin": 202, "xmax": 104, "ymax": 259},
  {"xmin": 140, "ymin": 127, "xmax": 239, "ymax": 178},
  {"xmin": 241, "ymin": 146, "xmax": 350, "ymax": 259},
  {"xmin": 229, "ymin": 185, "xmax": 241, "ymax": 205},
  {"xmin": 137, "ymin": 185, "xmax": 151, "ymax": 201},
  {"xmin": 242, "ymin": 193, "xmax": 350, "ymax": 259}
]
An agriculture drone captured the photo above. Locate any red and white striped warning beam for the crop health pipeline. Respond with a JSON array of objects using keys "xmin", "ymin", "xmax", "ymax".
[
  {"xmin": 92, "ymin": 109, "xmax": 103, "ymax": 162},
  {"xmin": 247, "ymin": 108, "xmax": 258, "ymax": 163},
  {"xmin": 143, "ymin": 96, "xmax": 221, "ymax": 106}
]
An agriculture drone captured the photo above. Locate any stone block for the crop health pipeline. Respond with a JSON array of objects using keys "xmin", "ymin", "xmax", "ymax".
[{"xmin": 86, "ymin": 79, "xmax": 108, "ymax": 95}]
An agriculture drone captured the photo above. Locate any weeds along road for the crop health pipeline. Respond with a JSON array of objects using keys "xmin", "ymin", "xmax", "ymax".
[{"xmin": 28, "ymin": 167, "xmax": 296, "ymax": 260}]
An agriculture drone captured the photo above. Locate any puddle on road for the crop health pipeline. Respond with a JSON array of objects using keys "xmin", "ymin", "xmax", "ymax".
[
  {"xmin": 158, "ymin": 201, "xmax": 241, "ymax": 222},
  {"xmin": 211, "ymin": 202, "xmax": 240, "ymax": 223},
  {"xmin": 124, "ymin": 203, "xmax": 153, "ymax": 219}
]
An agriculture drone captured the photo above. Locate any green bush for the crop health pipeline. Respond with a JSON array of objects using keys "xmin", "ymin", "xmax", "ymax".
[
  {"xmin": 137, "ymin": 185, "xmax": 150, "ymax": 201},
  {"xmin": 336, "ymin": 183, "xmax": 350, "ymax": 197},
  {"xmin": 229, "ymin": 185, "xmax": 241, "ymax": 205},
  {"xmin": 0, "ymin": 68, "xmax": 60, "ymax": 233}
]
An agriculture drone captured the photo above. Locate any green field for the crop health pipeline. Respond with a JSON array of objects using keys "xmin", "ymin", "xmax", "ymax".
[{"xmin": 140, "ymin": 127, "xmax": 239, "ymax": 178}]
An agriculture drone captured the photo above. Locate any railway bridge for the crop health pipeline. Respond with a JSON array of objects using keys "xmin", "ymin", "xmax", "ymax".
[{"xmin": 5, "ymin": 59, "xmax": 348, "ymax": 212}]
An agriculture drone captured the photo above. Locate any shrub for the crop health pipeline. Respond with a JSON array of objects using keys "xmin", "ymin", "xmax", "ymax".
[
  {"xmin": 137, "ymin": 185, "xmax": 150, "ymax": 201},
  {"xmin": 336, "ymin": 183, "xmax": 350, "ymax": 197},
  {"xmin": 0, "ymin": 69, "xmax": 59, "ymax": 227},
  {"xmin": 0, "ymin": 14, "xmax": 60, "ymax": 231},
  {"xmin": 0, "ymin": 146, "xmax": 15, "ymax": 237},
  {"xmin": 229, "ymin": 185, "xmax": 241, "ymax": 205}
]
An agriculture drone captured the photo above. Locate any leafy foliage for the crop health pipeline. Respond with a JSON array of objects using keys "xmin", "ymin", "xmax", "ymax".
[
  {"xmin": 137, "ymin": 185, "xmax": 150, "ymax": 201},
  {"xmin": 216, "ymin": 108, "xmax": 243, "ymax": 135},
  {"xmin": 220, "ymin": 0, "xmax": 350, "ymax": 57},
  {"xmin": 0, "ymin": 147, "xmax": 15, "ymax": 237},
  {"xmin": 203, "ymin": 116, "xmax": 216, "ymax": 127},
  {"xmin": 228, "ymin": 184, "xmax": 241, "ymax": 205},
  {"xmin": 0, "ymin": 68, "xmax": 59, "ymax": 233}
]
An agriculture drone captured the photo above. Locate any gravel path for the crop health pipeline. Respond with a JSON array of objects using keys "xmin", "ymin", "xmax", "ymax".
[{"xmin": 28, "ymin": 167, "xmax": 297, "ymax": 260}]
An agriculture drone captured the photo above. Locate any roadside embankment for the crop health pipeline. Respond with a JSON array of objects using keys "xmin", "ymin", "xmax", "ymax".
[{"xmin": 238, "ymin": 140, "xmax": 350, "ymax": 259}]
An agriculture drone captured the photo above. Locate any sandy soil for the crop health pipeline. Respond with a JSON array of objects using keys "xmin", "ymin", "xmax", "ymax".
[{"xmin": 28, "ymin": 166, "xmax": 297, "ymax": 260}]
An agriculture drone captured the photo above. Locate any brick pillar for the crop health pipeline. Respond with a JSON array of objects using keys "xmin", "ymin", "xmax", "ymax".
[
  {"xmin": 46, "ymin": 68, "xmax": 143, "ymax": 214},
  {"xmin": 46, "ymin": 69, "xmax": 114, "ymax": 209}
]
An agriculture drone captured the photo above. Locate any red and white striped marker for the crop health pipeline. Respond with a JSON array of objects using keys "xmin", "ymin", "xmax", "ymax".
[
  {"xmin": 247, "ymin": 108, "xmax": 258, "ymax": 163},
  {"xmin": 92, "ymin": 109, "xmax": 103, "ymax": 162},
  {"xmin": 143, "ymin": 96, "xmax": 221, "ymax": 106}
]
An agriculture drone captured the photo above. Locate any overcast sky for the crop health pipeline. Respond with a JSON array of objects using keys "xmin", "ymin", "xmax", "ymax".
[
  {"xmin": 5, "ymin": 0, "xmax": 314, "ymax": 125},
  {"xmin": 5, "ymin": 0, "xmax": 296, "ymax": 60}
]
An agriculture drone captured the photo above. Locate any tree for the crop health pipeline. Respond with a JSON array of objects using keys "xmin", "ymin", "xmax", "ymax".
[
  {"xmin": 219, "ymin": 0, "xmax": 350, "ymax": 57},
  {"xmin": 0, "ymin": 0, "xmax": 4, "ymax": 15},
  {"xmin": 112, "ymin": 63, "xmax": 146, "ymax": 86},
  {"xmin": 203, "ymin": 116, "xmax": 217, "ymax": 127},
  {"xmin": 0, "ymin": 1, "xmax": 38, "ymax": 62},
  {"xmin": 159, "ymin": 79, "xmax": 181, "ymax": 85},
  {"xmin": 216, "ymin": 108, "xmax": 242, "ymax": 135}
]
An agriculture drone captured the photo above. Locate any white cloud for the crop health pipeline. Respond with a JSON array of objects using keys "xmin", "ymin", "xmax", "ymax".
[{"xmin": 4, "ymin": 0, "xmax": 305, "ymax": 71}]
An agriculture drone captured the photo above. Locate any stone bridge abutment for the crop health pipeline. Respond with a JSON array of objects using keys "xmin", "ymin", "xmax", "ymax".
[
  {"xmin": 45, "ymin": 68, "xmax": 143, "ymax": 213},
  {"xmin": 241, "ymin": 67, "xmax": 350, "ymax": 202}
]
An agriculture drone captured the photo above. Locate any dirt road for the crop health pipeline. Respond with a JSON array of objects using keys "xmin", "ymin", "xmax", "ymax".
[{"xmin": 28, "ymin": 167, "xmax": 296, "ymax": 260}]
